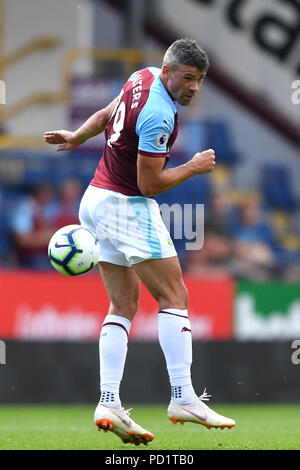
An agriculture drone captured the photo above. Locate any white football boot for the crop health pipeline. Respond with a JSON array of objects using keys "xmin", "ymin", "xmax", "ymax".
[
  {"xmin": 94, "ymin": 404, "xmax": 154, "ymax": 446},
  {"xmin": 168, "ymin": 389, "xmax": 235, "ymax": 430}
]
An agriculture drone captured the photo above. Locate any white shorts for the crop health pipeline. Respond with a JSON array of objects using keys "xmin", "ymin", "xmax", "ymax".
[{"xmin": 79, "ymin": 185, "xmax": 177, "ymax": 266}]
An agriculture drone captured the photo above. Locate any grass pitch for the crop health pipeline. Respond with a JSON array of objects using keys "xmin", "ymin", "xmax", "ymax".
[{"xmin": 0, "ymin": 404, "xmax": 299, "ymax": 450}]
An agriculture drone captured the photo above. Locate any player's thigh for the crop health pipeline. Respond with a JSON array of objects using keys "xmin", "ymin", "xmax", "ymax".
[
  {"xmin": 132, "ymin": 256, "xmax": 188, "ymax": 309},
  {"xmin": 99, "ymin": 262, "xmax": 141, "ymax": 320}
]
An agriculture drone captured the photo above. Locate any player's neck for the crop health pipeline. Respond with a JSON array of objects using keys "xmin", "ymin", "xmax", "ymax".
[{"xmin": 158, "ymin": 72, "xmax": 176, "ymax": 103}]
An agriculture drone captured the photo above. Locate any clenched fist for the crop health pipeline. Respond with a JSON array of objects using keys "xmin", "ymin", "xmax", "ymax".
[{"xmin": 190, "ymin": 149, "xmax": 216, "ymax": 174}]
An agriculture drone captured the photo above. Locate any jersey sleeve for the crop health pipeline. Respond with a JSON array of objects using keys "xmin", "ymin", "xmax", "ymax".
[{"xmin": 136, "ymin": 111, "xmax": 173, "ymax": 157}]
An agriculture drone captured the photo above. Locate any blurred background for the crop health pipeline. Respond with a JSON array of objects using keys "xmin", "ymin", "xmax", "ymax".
[{"xmin": 0, "ymin": 0, "xmax": 300, "ymax": 405}]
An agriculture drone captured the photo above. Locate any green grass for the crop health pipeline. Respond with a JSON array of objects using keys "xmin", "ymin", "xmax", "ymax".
[{"xmin": 0, "ymin": 404, "xmax": 299, "ymax": 450}]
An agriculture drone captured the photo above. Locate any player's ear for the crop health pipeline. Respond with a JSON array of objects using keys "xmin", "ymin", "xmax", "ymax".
[{"xmin": 161, "ymin": 64, "xmax": 171, "ymax": 78}]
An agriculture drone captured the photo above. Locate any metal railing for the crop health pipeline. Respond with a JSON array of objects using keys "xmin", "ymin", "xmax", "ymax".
[
  {"xmin": 0, "ymin": 36, "xmax": 63, "ymax": 73},
  {"xmin": 0, "ymin": 47, "xmax": 163, "ymax": 148},
  {"xmin": 0, "ymin": 35, "xmax": 63, "ymax": 138},
  {"xmin": 61, "ymin": 47, "xmax": 163, "ymax": 102}
]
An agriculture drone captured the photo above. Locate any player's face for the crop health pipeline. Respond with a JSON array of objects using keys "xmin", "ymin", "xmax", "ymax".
[{"xmin": 164, "ymin": 65, "xmax": 206, "ymax": 106}]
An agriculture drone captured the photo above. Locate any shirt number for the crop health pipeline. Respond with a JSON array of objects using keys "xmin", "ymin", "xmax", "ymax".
[{"xmin": 107, "ymin": 90, "xmax": 126, "ymax": 147}]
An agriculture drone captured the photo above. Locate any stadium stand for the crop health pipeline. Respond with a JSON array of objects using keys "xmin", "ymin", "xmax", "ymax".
[{"xmin": 1, "ymin": 113, "xmax": 299, "ymax": 281}]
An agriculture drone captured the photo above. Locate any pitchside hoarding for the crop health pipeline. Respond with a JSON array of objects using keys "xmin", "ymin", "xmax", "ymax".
[
  {"xmin": 0, "ymin": 270, "xmax": 233, "ymax": 340},
  {"xmin": 235, "ymin": 281, "xmax": 300, "ymax": 340},
  {"xmin": 2, "ymin": 271, "xmax": 299, "ymax": 340}
]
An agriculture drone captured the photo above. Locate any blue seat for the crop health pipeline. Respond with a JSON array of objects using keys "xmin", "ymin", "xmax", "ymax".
[
  {"xmin": 205, "ymin": 118, "xmax": 239, "ymax": 166},
  {"xmin": 261, "ymin": 164, "xmax": 297, "ymax": 211}
]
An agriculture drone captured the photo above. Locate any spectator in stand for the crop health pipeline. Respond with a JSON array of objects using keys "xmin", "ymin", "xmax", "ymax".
[
  {"xmin": 203, "ymin": 190, "xmax": 233, "ymax": 239},
  {"xmin": 54, "ymin": 178, "xmax": 83, "ymax": 229},
  {"xmin": 230, "ymin": 199, "xmax": 279, "ymax": 280},
  {"xmin": 183, "ymin": 190, "xmax": 233, "ymax": 277},
  {"xmin": 11, "ymin": 183, "xmax": 58, "ymax": 269}
]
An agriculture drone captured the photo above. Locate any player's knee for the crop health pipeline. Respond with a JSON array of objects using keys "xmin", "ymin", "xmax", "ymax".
[
  {"xmin": 159, "ymin": 279, "xmax": 188, "ymax": 310},
  {"xmin": 182, "ymin": 282, "xmax": 189, "ymax": 305},
  {"xmin": 130, "ymin": 297, "xmax": 139, "ymax": 315},
  {"xmin": 109, "ymin": 295, "xmax": 139, "ymax": 318},
  {"xmin": 178, "ymin": 281, "xmax": 189, "ymax": 307}
]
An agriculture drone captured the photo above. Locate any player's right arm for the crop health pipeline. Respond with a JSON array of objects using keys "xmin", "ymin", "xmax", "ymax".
[
  {"xmin": 43, "ymin": 97, "xmax": 118, "ymax": 152},
  {"xmin": 137, "ymin": 149, "xmax": 215, "ymax": 197}
]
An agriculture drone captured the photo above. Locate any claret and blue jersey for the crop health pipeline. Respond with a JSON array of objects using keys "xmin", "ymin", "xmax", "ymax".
[{"xmin": 91, "ymin": 67, "xmax": 179, "ymax": 196}]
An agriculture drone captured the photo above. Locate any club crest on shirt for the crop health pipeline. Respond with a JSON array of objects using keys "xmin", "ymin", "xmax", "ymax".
[
  {"xmin": 155, "ymin": 132, "xmax": 169, "ymax": 148},
  {"xmin": 167, "ymin": 236, "xmax": 173, "ymax": 246}
]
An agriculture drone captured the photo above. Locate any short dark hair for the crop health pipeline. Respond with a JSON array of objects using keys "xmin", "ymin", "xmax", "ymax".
[{"xmin": 162, "ymin": 38, "xmax": 209, "ymax": 72}]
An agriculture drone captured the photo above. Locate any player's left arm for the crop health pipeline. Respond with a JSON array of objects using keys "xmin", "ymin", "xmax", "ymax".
[
  {"xmin": 137, "ymin": 149, "xmax": 215, "ymax": 197},
  {"xmin": 136, "ymin": 111, "xmax": 215, "ymax": 196},
  {"xmin": 43, "ymin": 97, "xmax": 118, "ymax": 152}
]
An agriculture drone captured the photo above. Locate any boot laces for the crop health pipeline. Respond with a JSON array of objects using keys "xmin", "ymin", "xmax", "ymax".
[
  {"xmin": 198, "ymin": 388, "xmax": 212, "ymax": 402},
  {"xmin": 120, "ymin": 407, "xmax": 133, "ymax": 417}
]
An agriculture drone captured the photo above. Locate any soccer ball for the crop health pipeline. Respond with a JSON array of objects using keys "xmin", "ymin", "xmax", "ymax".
[{"xmin": 48, "ymin": 224, "xmax": 100, "ymax": 276}]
